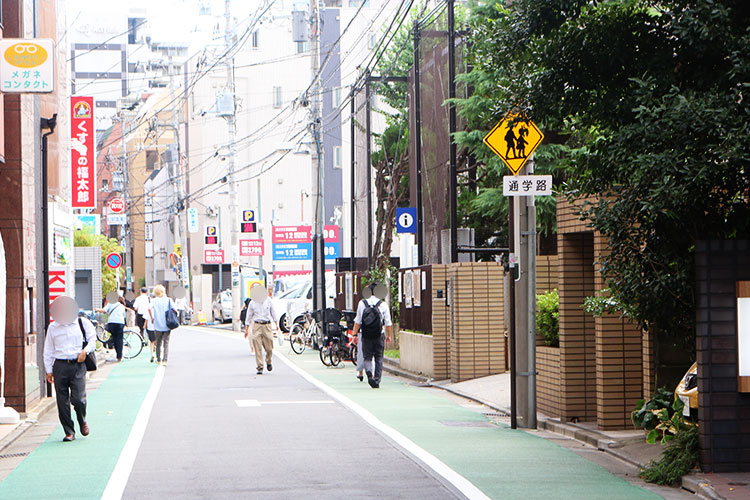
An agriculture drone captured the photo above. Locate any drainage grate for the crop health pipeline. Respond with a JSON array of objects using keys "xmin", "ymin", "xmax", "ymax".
[
  {"xmin": 439, "ymin": 420, "xmax": 495, "ymax": 428},
  {"xmin": 483, "ymin": 412, "xmax": 509, "ymax": 418},
  {"xmin": 0, "ymin": 452, "xmax": 29, "ymax": 459}
]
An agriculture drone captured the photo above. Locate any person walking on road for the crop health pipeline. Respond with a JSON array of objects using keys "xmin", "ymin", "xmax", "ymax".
[
  {"xmin": 133, "ymin": 286, "xmax": 150, "ymax": 336},
  {"xmin": 151, "ymin": 285, "xmax": 175, "ymax": 366},
  {"xmin": 244, "ymin": 285, "xmax": 278, "ymax": 375},
  {"xmin": 352, "ymin": 283, "xmax": 392, "ymax": 389},
  {"xmin": 174, "ymin": 295, "xmax": 189, "ymax": 325},
  {"xmin": 96, "ymin": 293, "xmax": 130, "ymax": 363},
  {"xmin": 44, "ymin": 296, "xmax": 96, "ymax": 442}
]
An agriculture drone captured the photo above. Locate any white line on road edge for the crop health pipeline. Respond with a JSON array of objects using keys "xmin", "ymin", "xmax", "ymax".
[
  {"xmin": 273, "ymin": 350, "xmax": 491, "ymax": 500},
  {"xmin": 204, "ymin": 327, "xmax": 490, "ymax": 499},
  {"xmin": 100, "ymin": 365, "xmax": 166, "ymax": 500}
]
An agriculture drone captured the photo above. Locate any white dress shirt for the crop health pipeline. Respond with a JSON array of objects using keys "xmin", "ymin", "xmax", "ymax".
[
  {"xmin": 44, "ymin": 318, "xmax": 97, "ymax": 373},
  {"xmin": 133, "ymin": 294, "xmax": 150, "ymax": 317},
  {"xmin": 244, "ymin": 300, "xmax": 277, "ymax": 326}
]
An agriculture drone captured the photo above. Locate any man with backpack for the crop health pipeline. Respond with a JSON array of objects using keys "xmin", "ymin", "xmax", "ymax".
[{"xmin": 352, "ymin": 282, "xmax": 392, "ymax": 389}]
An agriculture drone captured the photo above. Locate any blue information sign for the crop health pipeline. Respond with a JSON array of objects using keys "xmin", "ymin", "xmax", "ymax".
[{"xmin": 396, "ymin": 207, "xmax": 417, "ymax": 234}]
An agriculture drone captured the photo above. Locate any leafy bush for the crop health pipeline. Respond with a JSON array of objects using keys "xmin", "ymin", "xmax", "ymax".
[
  {"xmin": 74, "ymin": 227, "xmax": 124, "ymax": 295},
  {"xmin": 640, "ymin": 425, "xmax": 699, "ymax": 485},
  {"xmin": 632, "ymin": 387, "xmax": 677, "ymax": 432},
  {"xmin": 536, "ymin": 289, "xmax": 559, "ymax": 347}
]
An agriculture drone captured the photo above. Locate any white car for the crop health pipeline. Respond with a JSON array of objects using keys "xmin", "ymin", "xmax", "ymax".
[
  {"xmin": 286, "ymin": 279, "xmax": 336, "ymax": 327},
  {"xmin": 271, "ymin": 283, "xmax": 307, "ymax": 332}
]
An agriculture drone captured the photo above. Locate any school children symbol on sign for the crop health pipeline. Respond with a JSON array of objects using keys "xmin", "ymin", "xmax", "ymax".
[{"xmin": 483, "ymin": 112, "xmax": 544, "ymax": 175}]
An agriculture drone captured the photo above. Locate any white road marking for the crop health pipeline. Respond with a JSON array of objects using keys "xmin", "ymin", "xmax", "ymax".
[
  {"xmin": 235, "ymin": 399, "xmax": 335, "ymax": 407},
  {"xmin": 202, "ymin": 326, "xmax": 490, "ymax": 500},
  {"xmin": 101, "ymin": 365, "xmax": 165, "ymax": 500}
]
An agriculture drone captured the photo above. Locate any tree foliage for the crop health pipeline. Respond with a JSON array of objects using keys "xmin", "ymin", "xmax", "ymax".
[
  {"xmin": 74, "ymin": 227, "xmax": 124, "ymax": 295},
  {"xmin": 459, "ymin": 0, "xmax": 750, "ymax": 344}
]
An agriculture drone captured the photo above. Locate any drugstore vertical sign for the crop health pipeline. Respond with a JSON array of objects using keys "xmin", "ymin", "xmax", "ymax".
[{"xmin": 71, "ymin": 97, "xmax": 96, "ymax": 208}]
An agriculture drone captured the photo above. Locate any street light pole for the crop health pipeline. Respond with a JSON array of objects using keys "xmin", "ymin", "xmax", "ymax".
[
  {"xmin": 225, "ymin": 0, "xmax": 241, "ymax": 331},
  {"xmin": 310, "ymin": 0, "xmax": 326, "ymax": 316}
]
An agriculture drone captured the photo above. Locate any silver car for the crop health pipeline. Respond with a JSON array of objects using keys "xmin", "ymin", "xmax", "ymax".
[{"xmin": 212, "ymin": 290, "xmax": 233, "ymax": 323}]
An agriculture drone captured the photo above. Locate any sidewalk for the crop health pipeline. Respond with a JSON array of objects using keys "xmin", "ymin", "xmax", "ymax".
[
  {"xmin": 0, "ymin": 354, "xmax": 158, "ymax": 499},
  {"xmin": 395, "ymin": 368, "xmax": 750, "ymax": 500}
]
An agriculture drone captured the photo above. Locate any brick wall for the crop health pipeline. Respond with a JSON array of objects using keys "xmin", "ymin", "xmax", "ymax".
[
  {"xmin": 557, "ymin": 232, "xmax": 597, "ymax": 422},
  {"xmin": 449, "ymin": 262, "xmax": 506, "ymax": 383},
  {"xmin": 695, "ymin": 240, "xmax": 750, "ymax": 472},
  {"xmin": 537, "ymin": 345, "xmax": 561, "ymax": 417},
  {"xmin": 431, "ymin": 265, "xmax": 450, "ymax": 380},
  {"xmin": 536, "ymin": 255, "xmax": 559, "ymax": 294}
]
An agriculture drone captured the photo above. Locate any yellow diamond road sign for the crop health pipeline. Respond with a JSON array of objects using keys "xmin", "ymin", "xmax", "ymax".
[{"xmin": 483, "ymin": 112, "xmax": 544, "ymax": 175}]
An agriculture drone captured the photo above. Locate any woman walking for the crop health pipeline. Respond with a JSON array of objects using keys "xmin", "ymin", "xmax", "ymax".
[
  {"xmin": 96, "ymin": 293, "xmax": 129, "ymax": 363},
  {"xmin": 151, "ymin": 285, "xmax": 175, "ymax": 366}
]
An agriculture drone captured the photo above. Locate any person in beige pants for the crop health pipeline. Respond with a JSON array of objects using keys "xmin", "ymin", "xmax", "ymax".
[{"xmin": 243, "ymin": 285, "xmax": 278, "ymax": 375}]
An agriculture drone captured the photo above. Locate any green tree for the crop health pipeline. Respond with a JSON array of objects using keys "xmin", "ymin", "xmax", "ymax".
[
  {"xmin": 459, "ymin": 0, "xmax": 750, "ymax": 356},
  {"xmin": 74, "ymin": 227, "xmax": 125, "ymax": 295}
]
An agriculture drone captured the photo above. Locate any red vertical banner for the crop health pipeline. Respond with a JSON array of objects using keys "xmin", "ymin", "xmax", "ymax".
[{"xmin": 70, "ymin": 96, "xmax": 96, "ymax": 208}]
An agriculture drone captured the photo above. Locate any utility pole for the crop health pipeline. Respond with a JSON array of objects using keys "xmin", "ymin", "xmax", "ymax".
[
  {"xmin": 310, "ymin": 0, "xmax": 326, "ymax": 316},
  {"xmin": 514, "ymin": 158, "xmax": 537, "ymax": 429},
  {"xmin": 225, "ymin": 0, "xmax": 241, "ymax": 331}
]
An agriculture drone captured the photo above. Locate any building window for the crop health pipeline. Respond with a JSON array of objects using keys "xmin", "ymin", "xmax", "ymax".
[
  {"xmin": 273, "ymin": 86, "xmax": 282, "ymax": 108},
  {"xmin": 128, "ymin": 18, "xmax": 145, "ymax": 44},
  {"xmin": 146, "ymin": 150, "xmax": 158, "ymax": 171},
  {"xmin": 251, "ymin": 31, "xmax": 259, "ymax": 48},
  {"xmin": 333, "ymin": 146, "xmax": 342, "ymax": 169},
  {"xmin": 296, "ymin": 41, "xmax": 309, "ymax": 54},
  {"xmin": 102, "ymin": 179, "xmax": 109, "ymax": 191},
  {"xmin": 368, "ymin": 32, "xmax": 376, "ymax": 50},
  {"xmin": 332, "ymin": 87, "xmax": 341, "ymax": 108}
]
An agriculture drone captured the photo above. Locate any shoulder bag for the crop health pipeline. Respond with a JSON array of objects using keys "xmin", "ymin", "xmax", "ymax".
[
  {"xmin": 78, "ymin": 319, "xmax": 98, "ymax": 371},
  {"xmin": 165, "ymin": 300, "xmax": 180, "ymax": 330}
]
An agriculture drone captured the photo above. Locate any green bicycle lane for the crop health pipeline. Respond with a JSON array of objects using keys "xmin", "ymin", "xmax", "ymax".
[
  {"xmin": 0, "ymin": 354, "xmax": 158, "ymax": 500},
  {"xmin": 279, "ymin": 348, "xmax": 660, "ymax": 500}
]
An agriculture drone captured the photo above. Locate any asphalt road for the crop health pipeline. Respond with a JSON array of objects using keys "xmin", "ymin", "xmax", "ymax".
[{"xmin": 122, "ymin": 327, "xmax": 464, "ymax": 500}]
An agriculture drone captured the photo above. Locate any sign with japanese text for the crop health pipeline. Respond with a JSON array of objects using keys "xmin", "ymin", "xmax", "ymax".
[
  {"xmin": 503, "ymin": 175, "xmax": 553, "ymax": 196},
  {"xmin": 109, "ymin": 198, "xmax": 126, "ymax": 213},
  {"xmin": 0, "ymin": 39, "xmax": 54, "ymax": 92},
  {"xmin": 484, "ymin": 112, "xmax": 544, "ymax": 175},
  {"xmin": 271, "ymin": 225, "xmax": 339, "ymax": 261},
  {"xmin": 70, "ymin": 96, "xmax": 96, "ymax": 208},
  {"xmin": 272, "ymin": 226, "xmax": 312, "ymax": 244},
  {"xmin": 187, "ymin": 208, "xmax": 199, "ymax": 233},
  {"xmin": 240, "ymin": 239, "xmax": 264, "ymax": 257},
  {"xmin": 48, "ymin": 268, "xmax": 68, "ymax": 319},
  {"xmin": 204, "ymin": 249, "xmax": 225, "ymax": 264}
]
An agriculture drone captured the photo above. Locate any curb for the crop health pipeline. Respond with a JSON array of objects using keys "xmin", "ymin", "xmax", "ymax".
[{"xmin": 382, "ymin": 361, "xmax": 431, "ymax": 383}]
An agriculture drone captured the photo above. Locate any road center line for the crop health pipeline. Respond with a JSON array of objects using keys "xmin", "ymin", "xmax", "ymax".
[
  {"xmin": 235, "ymin": 399, "xmax": 335, "ymax": 407},
  {"xmin": 101, "ymin": 365, "xmax": 165, "ymax": 500},
  {"xmin": 204, "ymin": 327, "xmax": 490, "ymax": 500}
]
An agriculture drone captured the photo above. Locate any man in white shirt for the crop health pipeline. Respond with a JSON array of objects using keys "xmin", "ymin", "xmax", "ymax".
[
  {"xmin": 44, "ymin": 296, "xmax": 97, "ymax": 442},
  {"xmin": 352, "ymin": 283, "xmax": 392, "ymax": 389},
  {"xmin": 244, "ymin": 285, "xmax": 278, "ymax": 375},
  {"xmin": 174, "ymin": 296, "xmax": 188, "ymax": 325},
  {"xmin": 132, "ymin": 287, "xmax": 150, "ymax": 335}
]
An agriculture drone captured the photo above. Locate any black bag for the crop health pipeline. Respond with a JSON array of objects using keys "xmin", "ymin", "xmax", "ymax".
[
  {"xmin": 166, "ymin": 303, "xmax": 180, "ymax": 330},
  {"xmin": 240, "ymin": 306, "xmax": 248, "ymax": 323},
  {"xmin": 361, "ymin": 300, "xmax": 383, "ymax": 339},
  {"xmin": 77, "ymin": 319, "xmax": 98, "ymax": 371}
]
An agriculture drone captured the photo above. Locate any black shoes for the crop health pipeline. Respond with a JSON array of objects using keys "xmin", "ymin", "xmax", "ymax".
[
  {"xmin": 366, "ymin": 371, "xmax": 379, "ymax": 388},
  {"xmin": 63, "ymin": 434, "xmax": 75, "ymax": 442},
  {"xmin": 357, "ymin": 374, "xmax": 364, "ymax": 382},
  {"xmin": 80, "ymin": 422, "xmax": 90, "ymax": 436},
  {"xmin": 256, "ymin": 369, "xmax": 263, "ymax": 375},
  {"xmin": 267, "ymin": 363, "xmax": 273, "ymax": 372}
]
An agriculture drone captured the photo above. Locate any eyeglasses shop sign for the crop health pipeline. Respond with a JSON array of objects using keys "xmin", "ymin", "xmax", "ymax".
[{"xmin": 0, "ymin": 39, "xmax": 55, "ymax": 92}]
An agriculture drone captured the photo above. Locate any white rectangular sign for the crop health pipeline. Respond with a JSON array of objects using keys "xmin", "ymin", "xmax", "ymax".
[
  {"xmin": 108, "ymin": 213, "xmax": 126, "ymax": 226},
  {"xmin": 0, "ymin": 39, "xmax": 55, "ymax": 92},
  {"xmin": 503, "ymin": 175, "xmax": 553, "ymax": 196}
]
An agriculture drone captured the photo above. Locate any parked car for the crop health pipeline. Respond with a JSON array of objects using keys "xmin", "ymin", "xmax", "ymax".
[
  {"xmin": 212, "ymin": 289, "xmax": 233, "ymax": 323},
  {"xmin": 675, "ymin": 361, "xmax": 698, "ymax": 421},
  {"xmin": 271, "ymin": 282, "xmax": 307, "ymax": 332},
  {"xmin": 286, "ymin": 278, "xmax": 336, "ymax": 327},
  {"xmin": 272, "ymin": 276, "xmax": 309, "ymax": 297}
]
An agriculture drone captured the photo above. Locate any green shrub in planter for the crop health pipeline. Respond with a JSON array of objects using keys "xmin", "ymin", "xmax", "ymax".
[{"xmin": 536, "ymin": 289, "xmax": 559, "ymax": 347}]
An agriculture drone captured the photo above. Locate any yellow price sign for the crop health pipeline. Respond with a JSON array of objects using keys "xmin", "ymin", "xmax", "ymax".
[{"xmin": 483, "ymin": 112, "xmax": 544, "ymax": 175}]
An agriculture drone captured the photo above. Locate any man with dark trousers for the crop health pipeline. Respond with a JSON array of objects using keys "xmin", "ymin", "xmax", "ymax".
[
  {"xmin": 352, "ymin": 283, "xmax": 392, "ymax": 389},
  {"xmin": 44, "ymin": 296, "xmax": 96, "ymax": 442}
]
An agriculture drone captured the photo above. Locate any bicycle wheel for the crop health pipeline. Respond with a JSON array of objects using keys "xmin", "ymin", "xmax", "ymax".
[
  {"xmin": 289, "ymin": 324, "xmax": 306, "ymax": 354},
  {"xmin": 97, "ymin": 324, "xmax": 110, "ymax": 344},
  {"xmin": 329, "ymin": 345, "xmax": 341, "ymax": 367},
  {"xmin": 122, "ymin": 330, "xmax": 144, "ymax": 359},
  {"xmin": 350, "ymin": 344, "xmax": 358, "ymax": 366},
  {"xmin": 319, "ymin": 344, "xmax": 332, "ymax": 366}
]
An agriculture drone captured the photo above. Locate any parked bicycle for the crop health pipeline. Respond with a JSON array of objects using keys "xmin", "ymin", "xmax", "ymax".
[
  {"xmin": 319, "ymin": 309, "xmax": 358, "ymax": 367},
  {"xmin": 289, "ymin": 310, "xmax": 323, "ymax": 354}
]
